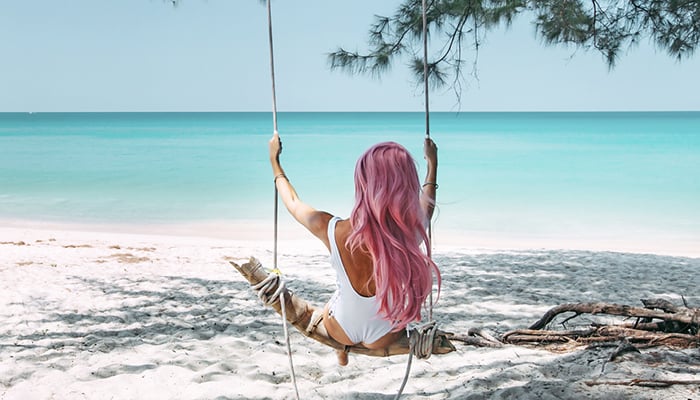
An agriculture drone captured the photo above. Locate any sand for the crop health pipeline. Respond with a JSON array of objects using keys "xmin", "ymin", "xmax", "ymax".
[{"xmin": 1, "ymin": 225, "xmax": 699, "ymax": 400}]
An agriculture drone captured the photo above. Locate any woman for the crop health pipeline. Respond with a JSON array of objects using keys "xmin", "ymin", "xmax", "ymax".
[{"xmin": 269, "ymin": 133, "xmax": 440, "ymax": 366}]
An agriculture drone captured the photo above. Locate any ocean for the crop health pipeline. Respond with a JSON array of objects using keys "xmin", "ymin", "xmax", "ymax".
[{"xmin": 1, "ymin": 111, "xmax": 699, "ymax": 252}]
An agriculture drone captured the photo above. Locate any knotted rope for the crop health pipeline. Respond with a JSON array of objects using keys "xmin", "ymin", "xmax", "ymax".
[
  {"xmin": 394, "ymin": 321, "xmax": 440, "ymax": 399},
  {"xmin": 264, "ymin": 0, "xmax": 299, "ymax": 397},
  {"xmin": 395, "ymin": 1, "xmax": 437, "ymax": 398},
  {"xmin": 251, "ymin": 273, "xmax": 285, "ymax": 306},
  {"xmin": 410, "ymin": 321, "xmax": 439, "ymax": 360},
  {"xmin": 250, "ymin": 271, "xmax": 300, "ymax": 400},
  {"xmin": 422, "ymin": 0, "xmax": 430, "ymax": 141}
]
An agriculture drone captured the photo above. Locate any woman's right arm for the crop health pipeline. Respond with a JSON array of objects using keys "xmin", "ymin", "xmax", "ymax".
[{"xmin": 420, "ymin": 138, "xmax": 438, "ymax": 222}]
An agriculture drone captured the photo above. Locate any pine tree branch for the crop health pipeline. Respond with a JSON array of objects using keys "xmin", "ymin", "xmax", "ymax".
[{"xmin": 329, "ymin": 0, "xmax": 700, "ymax": 102}]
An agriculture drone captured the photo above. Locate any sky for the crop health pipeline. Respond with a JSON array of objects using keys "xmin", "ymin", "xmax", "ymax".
[{"xmin": 1, "ymin": 0, "xmax": 699, "ymax": 112}]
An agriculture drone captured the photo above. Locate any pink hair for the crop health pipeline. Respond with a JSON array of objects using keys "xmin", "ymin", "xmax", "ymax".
[{"xmin": 346, "ymin": 141, "xmax": 441, "ymax": 331}]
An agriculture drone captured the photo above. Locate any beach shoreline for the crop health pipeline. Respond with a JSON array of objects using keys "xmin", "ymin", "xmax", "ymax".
[{"xmin": 2, "ymin": 217, "xmax": 698, "ymax": 259}]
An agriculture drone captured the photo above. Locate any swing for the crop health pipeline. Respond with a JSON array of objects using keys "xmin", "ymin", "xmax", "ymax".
[
  {"xmin": 229, "ymin": 0, "xmax": 453, "ymax": 356},
  {"xmin": 230, "ymin": 257, "xmax": 455, "ymax": 357},
  {"xmin": 229, "ymin": 0, "xmax": 452, "ymax": 397}
]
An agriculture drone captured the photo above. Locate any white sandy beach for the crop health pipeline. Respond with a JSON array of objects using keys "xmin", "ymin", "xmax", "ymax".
[{"xmin": 1, "ymin": 223, "xmax": 699, "ymax": 400}]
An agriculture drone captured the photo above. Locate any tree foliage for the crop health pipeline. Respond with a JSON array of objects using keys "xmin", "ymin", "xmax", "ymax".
[{"xmin": 328, "ymin": 0, "xmax": 700, "ymax": 93}]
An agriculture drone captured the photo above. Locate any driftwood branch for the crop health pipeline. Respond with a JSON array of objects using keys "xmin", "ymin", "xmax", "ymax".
[
  {"xmin": 449, "ymin": 328, "xmax": 503, "ymax": 348},
  {"xmin": 641, "ymin": 298, "xmax": 680, "ymax": 313},
  {"xmin": 528, "ymin": 302, "xmax": 700, "ymax": 331},
  {"xmin": 230, "ymin": 257, "xmax": 456, "ymax": 357},
  {"xmin": 584, "ymin": 379, "xmax": 700, "ymax": 388},
  {"xmin": 503, "ymin": 300, "xmax": 700, "ymax": 350},
  {"xmin": 503, "ymin": 326, "xmax": 699, "ymax": 348}
]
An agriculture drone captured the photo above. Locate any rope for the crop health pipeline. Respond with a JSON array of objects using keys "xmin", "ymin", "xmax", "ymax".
[
  {"xmin": 250, "ymin": 273, "xmax": 300, "ymax": 400},
  {"xmin": 410, "ymin": 321, "xmax": 438, "ymax": 360},
  {"xmin": 396, "ymin": 2, "xmax": 435, "ymax": 397},
  {"xmin": 266, "ymin": 0, "xmax": 279, "ymax": 136},
  {"xmin": 394, "ymin": 353, "xmax": 414, "ymax": 399},
  {"xmin": 265, "ymin": 1, "xmax": 298, "ymax": 398},
  {"xmin": 266, "ymin": 0, "xmax": 280, "ymax": 272},
  {"xmin": 421, "ymin": 0, "xmax": 435, "ymax": 323},
  {"xmin": 394, "ymin": 322, "xmax": 439, "ymax": 399},
  {"xmin": 422, "ymin": 0, "xmax": 430, "ymax": 140},
  {"xmin": 279, "ymin": 290, "xmax": 300, "ymax": 400},
  {"xmin": 420, "ymin": 8, "xmax": 436, "ymax": 332},
  {"xmin": 251, "ymin": 273, "xmax": 285, "ymax": 306}
]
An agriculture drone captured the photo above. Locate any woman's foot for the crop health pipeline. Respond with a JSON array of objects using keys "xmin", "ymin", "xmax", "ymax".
[{"xmin": 336, "ymin": 349, "xmax": 348, "ymax": 366}]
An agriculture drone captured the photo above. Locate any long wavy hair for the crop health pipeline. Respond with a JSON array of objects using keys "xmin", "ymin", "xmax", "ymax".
[{"xmin": 346, "ymin": 141, "xmax": 441, "ymax": 330}]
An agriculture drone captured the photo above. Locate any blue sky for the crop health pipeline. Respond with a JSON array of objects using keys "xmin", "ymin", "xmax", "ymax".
[{"xmin": 1, "ymin": 0, "xmax": 699, "ymax": 112}]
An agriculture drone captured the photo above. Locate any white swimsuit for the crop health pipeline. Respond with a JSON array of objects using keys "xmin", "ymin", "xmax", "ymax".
[{"xmin": 326, "ymin": 217, "xmax": 394, "ymax": 344}]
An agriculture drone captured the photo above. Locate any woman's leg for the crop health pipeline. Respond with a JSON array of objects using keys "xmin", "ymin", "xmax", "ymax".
[
  {"xmin": 323, "ymin": 303, "xmax": 354, "ymax": 366},
  {"xmin": 335, "ymin": 349, "xmax": 349, "ymax": 366}
]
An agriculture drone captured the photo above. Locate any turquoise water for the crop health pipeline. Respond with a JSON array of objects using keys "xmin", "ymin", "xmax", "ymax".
[{"xmin": 1, "ymin": 112, "xmax": 699, "ymax": 242}]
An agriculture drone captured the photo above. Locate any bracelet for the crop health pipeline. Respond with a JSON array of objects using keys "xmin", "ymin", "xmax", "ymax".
[
  {"xmin": 274, "ymin": 173, "xmax": 288, "ymax": 184},
  {"xmin": 422, "ymin": 182, "xmax": 439, "ymax": 189}
]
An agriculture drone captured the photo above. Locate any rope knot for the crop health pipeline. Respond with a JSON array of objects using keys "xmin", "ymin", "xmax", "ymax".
[
  {"xmin": 251, "ymin": 273, "xmax": 286, "ymax": 306},
  {"xmin": 409, "ymin": 321, "xmax": 438, "ymax": 360}
]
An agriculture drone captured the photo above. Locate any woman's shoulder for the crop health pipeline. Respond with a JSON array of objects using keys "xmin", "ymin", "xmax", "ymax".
[
  {"xmin": 332, "ymin": 217, "xmax": 351, "ymax": 234},
  {"xmin": 306, "ymin": 212, "xmax": 335, "ymax": 249}
]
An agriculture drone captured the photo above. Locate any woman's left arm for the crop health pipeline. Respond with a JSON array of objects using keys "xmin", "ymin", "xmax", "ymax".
[{"xmin": 269, "ymin": 133, "xmax": 331, "ymax": 247}]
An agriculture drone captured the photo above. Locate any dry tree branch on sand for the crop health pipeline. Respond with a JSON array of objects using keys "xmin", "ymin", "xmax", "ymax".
[{"xmin": 501, "ymin": 300, "xmax": 700, "ymax": 350}]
